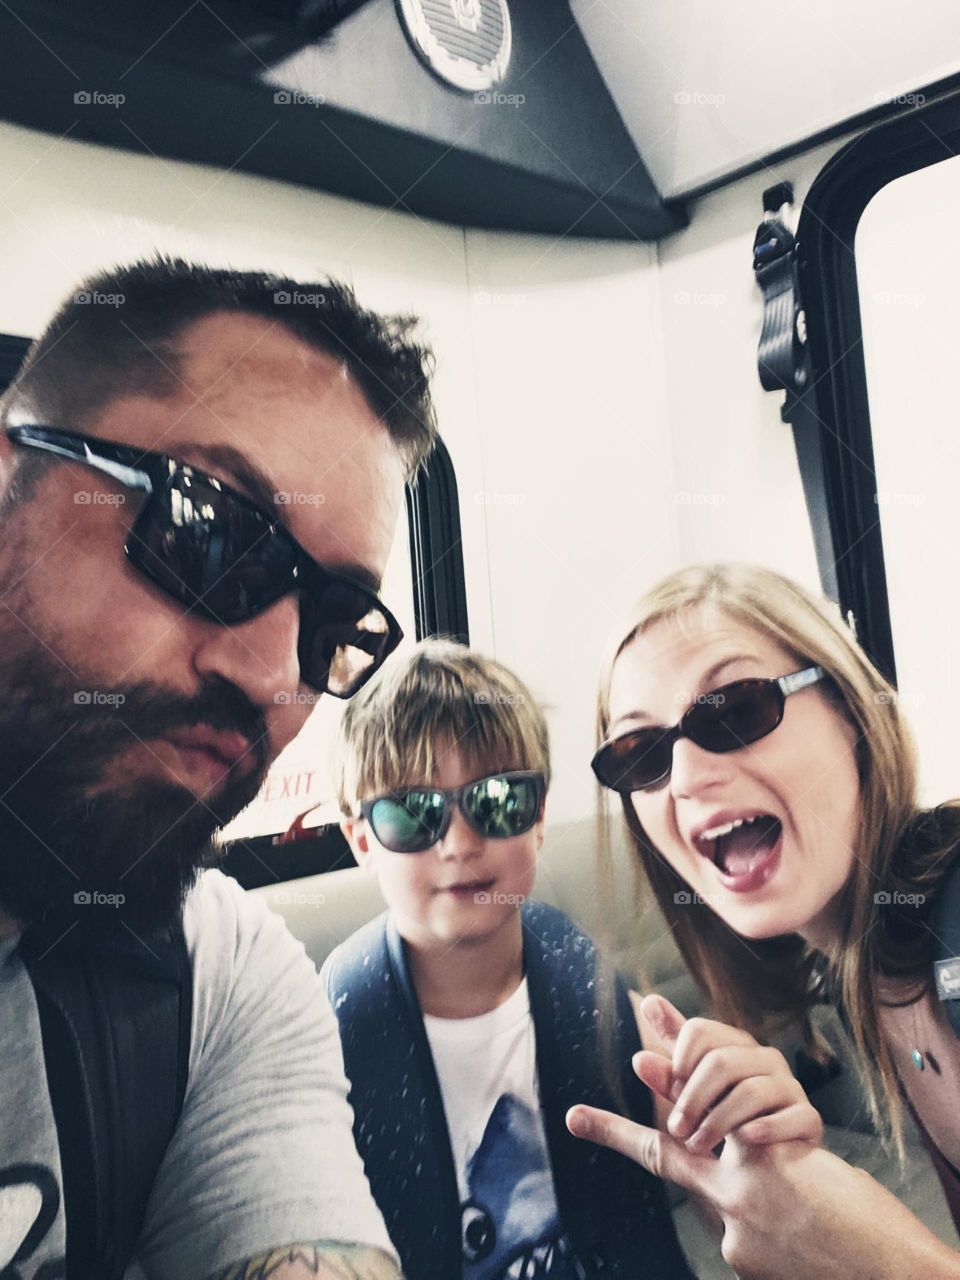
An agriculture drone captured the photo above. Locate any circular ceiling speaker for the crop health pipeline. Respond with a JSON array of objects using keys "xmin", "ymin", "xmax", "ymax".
[{"xmin": 397, "ymin": 0, "xmax": 512, "ymax": 94}]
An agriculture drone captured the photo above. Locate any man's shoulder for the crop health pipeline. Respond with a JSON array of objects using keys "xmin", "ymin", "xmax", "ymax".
[
  {"xmin": 179, "ymin": 869, "xmax": 326, "ymax": 1055},
  {"xmin": 182, "ymin": 866, "xmax": 250, "ymax": 931},
  {"xmin": 180, "ymin": 867, "xmax": 283, "ymax": 961}
]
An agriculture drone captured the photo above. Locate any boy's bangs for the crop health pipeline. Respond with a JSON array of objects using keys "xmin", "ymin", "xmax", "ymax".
[
  {"xmin": 366, "ymin": 696, "xmax": 540, "ymax": 798},
  {"xmin": 337, "ymin": 638, "xmax": 550, "ymax": 812}
]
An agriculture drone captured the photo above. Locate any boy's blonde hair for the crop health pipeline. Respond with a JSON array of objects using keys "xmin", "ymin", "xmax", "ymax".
[{"xmin": 336, "ymin": 638, "xmax": 550, "ymax": 814}]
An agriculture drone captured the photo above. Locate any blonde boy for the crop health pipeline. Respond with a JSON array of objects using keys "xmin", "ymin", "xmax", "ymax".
[{"xmin": 324, "ymin": 640, "xmax": 819, "ymax": 1280}]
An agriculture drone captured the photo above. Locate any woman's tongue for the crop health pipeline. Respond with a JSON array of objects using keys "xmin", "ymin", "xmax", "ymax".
[{"xmin": 715, "ymin": 816, "xmax": 782, "ymax": 877}]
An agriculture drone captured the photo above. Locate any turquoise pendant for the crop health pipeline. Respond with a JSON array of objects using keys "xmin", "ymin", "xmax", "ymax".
[{"xmin": 912, "ymin": 1048, "xmax": 925, "ymax": 1070}]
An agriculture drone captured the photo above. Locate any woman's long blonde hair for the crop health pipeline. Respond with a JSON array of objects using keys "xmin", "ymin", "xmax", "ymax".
[{"xmin": 597, "ymin": 563, "xmax": 960, "ymax": 1149}]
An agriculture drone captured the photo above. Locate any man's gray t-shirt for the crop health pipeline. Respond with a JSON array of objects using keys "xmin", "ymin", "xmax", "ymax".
[{"xmin": 0, "ymin": 869, "xmax": 395, "ymax": 1279}]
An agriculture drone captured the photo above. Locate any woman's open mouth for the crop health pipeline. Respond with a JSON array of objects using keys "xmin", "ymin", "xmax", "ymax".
[{"xmin": 696, "ymin": 814, "xmax": 784, "ymax": 894}]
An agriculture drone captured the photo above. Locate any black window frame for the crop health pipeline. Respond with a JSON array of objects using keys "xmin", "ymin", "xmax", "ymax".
[
  {"xmin": 796, "ymin": 91, "xmax": 960, "ymax": 684},
  {"xmin": 0, "ymin": 333, "xmax": 468, "ymax": 886}
]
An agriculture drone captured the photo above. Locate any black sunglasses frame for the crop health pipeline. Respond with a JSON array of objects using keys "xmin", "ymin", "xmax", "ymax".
[
  {"xmin": 5, "ymin": 423, "xmax": 403, "ymax": 697},
  {"xmin": 592, "ymin": 666, "xmax": 827, "ymax": 794},
  {"xmin": 360, "ymin": 769, "xmax": 547, "ymax": 853}
]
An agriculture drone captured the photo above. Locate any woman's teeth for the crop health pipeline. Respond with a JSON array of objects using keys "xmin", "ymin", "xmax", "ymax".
[{"xmin": 701, "ymin": 814, "xmax": 767, "ymax": 843}]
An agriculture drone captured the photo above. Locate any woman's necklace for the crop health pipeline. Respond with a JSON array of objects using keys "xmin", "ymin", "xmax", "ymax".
[{"xmin": 908, "ymin": 987, "xmax": 941, "ymax": 1074}]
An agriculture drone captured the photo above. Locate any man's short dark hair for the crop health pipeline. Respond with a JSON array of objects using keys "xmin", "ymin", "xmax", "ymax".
[{"xmin": 2, "ymin": 256, "xmax": 437, "ymax": 478}]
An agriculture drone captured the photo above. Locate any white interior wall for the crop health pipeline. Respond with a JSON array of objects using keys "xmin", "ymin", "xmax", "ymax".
[{"xmin": 655, "ymin": 137, "xmax": 843, "ymax": 579}]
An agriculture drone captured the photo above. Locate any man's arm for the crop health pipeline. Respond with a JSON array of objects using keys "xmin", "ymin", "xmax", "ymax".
[
  {"xmin": 211, "ymin": 1243, "xmax": 401, "ymax": 1279},
  {"xmin": 135, "ymin": 874, "xmax": 399, "ymax": 1280}
]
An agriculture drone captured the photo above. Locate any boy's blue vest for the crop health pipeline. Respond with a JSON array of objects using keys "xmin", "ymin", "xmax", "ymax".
[{"xmin": 326, "ymin": 900, "xmax": 695, "ymax": 1278}]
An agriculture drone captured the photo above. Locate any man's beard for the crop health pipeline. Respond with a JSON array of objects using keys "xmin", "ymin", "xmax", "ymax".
[{"xmin": 0, "ymin": 648, "xmax": 270, "ymax": 937}]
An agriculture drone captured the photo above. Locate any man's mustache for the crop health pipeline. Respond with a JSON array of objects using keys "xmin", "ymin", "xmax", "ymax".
[{"xmin": 52, "ymin": 675, "xmax": 271, "ymax": 777}]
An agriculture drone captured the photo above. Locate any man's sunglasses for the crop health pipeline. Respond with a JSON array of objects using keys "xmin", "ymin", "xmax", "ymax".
[
  {"xmin": 6, "ymin": 424, "xmax": 402, "ymax": 698},
  {"xmin": 592, "ymin": 666, "xmax": 827, "ymax": 794},
  {"xmin": 360, "ymin": 770, "xmax": 546, "ymax": 854}
]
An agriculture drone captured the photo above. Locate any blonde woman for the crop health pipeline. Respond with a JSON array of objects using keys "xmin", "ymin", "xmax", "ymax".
[{"xmin": 568, "ymin": 562, "xmax": 960, "ymax": 1278}]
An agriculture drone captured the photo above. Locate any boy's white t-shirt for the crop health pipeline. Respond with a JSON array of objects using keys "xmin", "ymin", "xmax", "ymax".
[{"xmin": 423, "ymin": 978, "xmax": 587, "ymax": 1279}]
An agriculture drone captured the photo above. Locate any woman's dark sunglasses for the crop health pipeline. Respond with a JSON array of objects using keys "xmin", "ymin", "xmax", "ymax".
[
  {"xmin": 592, "ymin": 666, "xmax": 827, "ymax": 794},
  {"xmin": 360, "ymin": 770, "xmax": 546, "ymax": 854},
  {"xmin": 6, "ymin": 424, "xmax": 402, "ymax": 698}
]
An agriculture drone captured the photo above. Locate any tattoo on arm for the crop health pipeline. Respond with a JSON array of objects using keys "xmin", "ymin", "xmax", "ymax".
[{"xmin": 211, "ymin": 1243, "xmax": 402, "ymax": 1280}]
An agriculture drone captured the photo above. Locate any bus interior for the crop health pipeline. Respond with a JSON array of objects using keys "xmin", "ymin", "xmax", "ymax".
[{"xmin": 2, "ymin": 1, "xmax": 960, "ymax": 1271}]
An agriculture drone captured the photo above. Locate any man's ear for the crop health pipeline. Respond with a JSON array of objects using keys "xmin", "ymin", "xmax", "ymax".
[{"xmin": 341, "ymin": 815, "xmax": 374, "ymax": 871}]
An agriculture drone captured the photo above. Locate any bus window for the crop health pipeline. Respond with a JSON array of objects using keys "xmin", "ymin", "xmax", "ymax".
[{"xmin": 856, "ymin": 155, "xmax": 960, "ymax": 805}]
